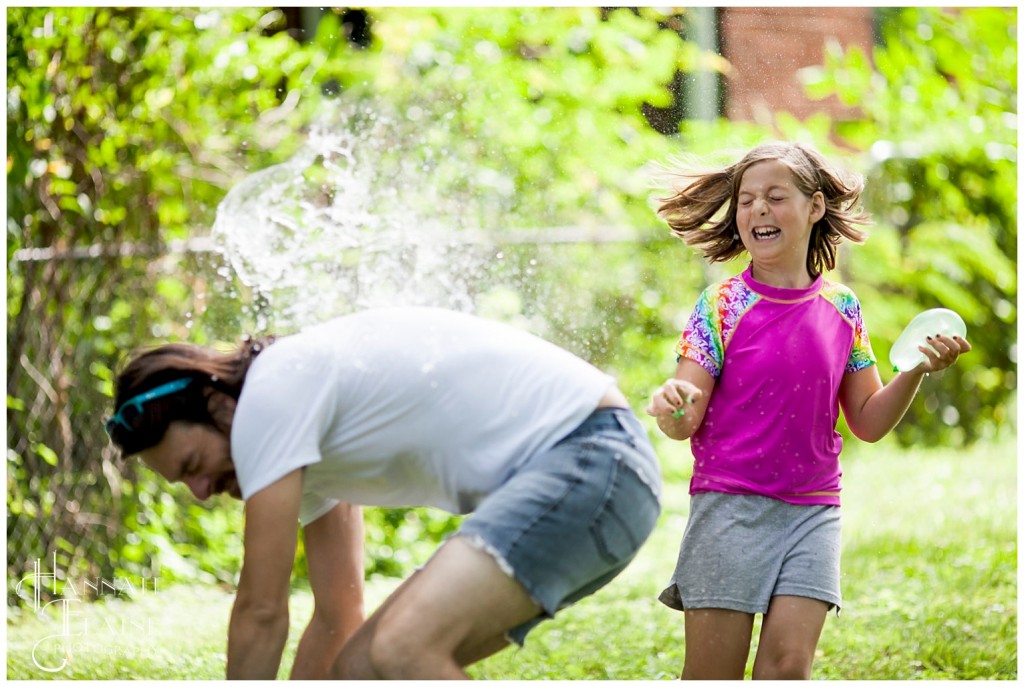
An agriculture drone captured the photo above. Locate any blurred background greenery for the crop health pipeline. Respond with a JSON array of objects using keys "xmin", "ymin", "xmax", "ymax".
[{"xmin": 7, "ymin": 7, "xmax": 1016, "ymax": 605}]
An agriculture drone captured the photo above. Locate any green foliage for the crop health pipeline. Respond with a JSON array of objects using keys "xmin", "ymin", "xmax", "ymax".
[
  {"xmin": 362, "ymin": 508, "xmax": 463, "ymax": 579},
  {"xmin": 6, "ymin": 6, "xmax": 331, "ymax": 592},
  {"xmin": 325, "ymin": 7, "xmax": 702, "ymax": 229},
  {"xmin": 800, "ymin": 7, "xmax": 1017, "ymax": 445}
]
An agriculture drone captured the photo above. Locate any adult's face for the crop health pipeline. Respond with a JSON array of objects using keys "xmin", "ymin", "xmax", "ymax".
[{"xmin": 140, "ymin": 421, "xmax": 241, "ymax": 500}]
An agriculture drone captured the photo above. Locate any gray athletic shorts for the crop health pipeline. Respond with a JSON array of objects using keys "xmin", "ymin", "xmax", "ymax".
[{"xmin": 658, "ymin": 492, "xmax": 842, "ymax": 615}]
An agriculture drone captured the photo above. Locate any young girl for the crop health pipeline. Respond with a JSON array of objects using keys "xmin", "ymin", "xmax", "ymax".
[{"xmin": 646, "ymin": 141, "xmax": 970, "ymax": 680}]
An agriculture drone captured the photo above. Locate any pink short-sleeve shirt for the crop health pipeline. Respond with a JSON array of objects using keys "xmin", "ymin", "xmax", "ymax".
[{"xmin": 675, "ymin": 266, "xmax": 876, "ymax": 506}]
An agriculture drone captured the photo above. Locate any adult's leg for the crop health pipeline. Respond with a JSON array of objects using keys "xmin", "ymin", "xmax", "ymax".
[
  {"xmin": 332, "ymin": 537, "xmax": 542, "ymax": 679},
  {"xmin": 750, "ymin": 595, "xmax": 829, "ymax": 680},
  {"xmin": 681, "ymin": 608, "xmax": 755, "ymax": 680}
]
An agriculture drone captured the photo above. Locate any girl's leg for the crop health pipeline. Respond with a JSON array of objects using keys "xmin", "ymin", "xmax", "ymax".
[
  {"xmin": 750, "ymin": 595, "xmax": 829, "ymax": 680},
  {"xmin": 681, "ymin": 608, "xmax": 755, "ymax": 680}
]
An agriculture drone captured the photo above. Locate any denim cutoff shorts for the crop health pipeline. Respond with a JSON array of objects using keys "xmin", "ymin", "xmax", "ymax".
[
  {"xmin": 454, "ymin": 407, "xmax": 662, "ymax": 645},
  {"xmin": 658, "ymin": 492, "xmax": 842, "ymax": 616}
]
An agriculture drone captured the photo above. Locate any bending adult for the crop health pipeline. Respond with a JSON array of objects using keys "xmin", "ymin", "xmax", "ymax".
[{"xmin": 105, "ymin": 306, "xmax": 661, "ymax": 679}]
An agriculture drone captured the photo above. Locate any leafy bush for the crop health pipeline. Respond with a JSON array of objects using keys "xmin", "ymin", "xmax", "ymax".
[{"xmin": 801, "ymin": 6, "xmax": 1017, "ymax": 445}]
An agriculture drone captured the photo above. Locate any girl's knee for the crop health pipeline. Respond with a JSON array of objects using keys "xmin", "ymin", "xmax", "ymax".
[{"xmin": 752, "ymin": 650, "xmax": 815, "ymax": 680}]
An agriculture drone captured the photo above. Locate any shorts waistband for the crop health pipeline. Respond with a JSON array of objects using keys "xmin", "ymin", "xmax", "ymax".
[
  {"xmin": 568, "ymin": 406, "xmax": 661, "ymax": 497},
  {"xmin": 580, "ymin": 406, "xmax": 635, "ymax": 430}
]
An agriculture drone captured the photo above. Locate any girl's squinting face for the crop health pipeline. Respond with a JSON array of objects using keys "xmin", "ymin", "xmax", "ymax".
[
  {"xmin": 736, "ymin": 159, "xmax": 824, "ymax": 275},
  {"xmin": 140, "ymin": 421, "xmax": 241, "ymax": 500}
]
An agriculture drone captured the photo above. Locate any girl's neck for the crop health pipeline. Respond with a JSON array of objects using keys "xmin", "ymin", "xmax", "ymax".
[{"xmin": 748, "ymin": 262, "xmax": 816, "ymax": 290}]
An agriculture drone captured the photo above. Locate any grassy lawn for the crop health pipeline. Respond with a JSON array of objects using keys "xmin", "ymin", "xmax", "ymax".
[{"xmin": 7, "ymin": 438, "xmax": 1017, "ymax": 680}]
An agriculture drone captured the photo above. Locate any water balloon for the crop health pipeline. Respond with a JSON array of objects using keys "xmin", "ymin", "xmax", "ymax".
[{"xmin": 889, "ymin": 308, "xmax": 967, "ymax": 372}]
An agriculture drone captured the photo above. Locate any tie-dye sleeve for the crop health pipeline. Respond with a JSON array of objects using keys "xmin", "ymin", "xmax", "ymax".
[
  {"xmin": 673, "ymin": 287, "xmax": 724, "ymax": 378},
  {"xmin": 824, "ymin": 283, "xmax": 876, "ymax": 373},
  {"xmin": 845, "ymin": 297, "xmax": 876, "ymax": 373}
]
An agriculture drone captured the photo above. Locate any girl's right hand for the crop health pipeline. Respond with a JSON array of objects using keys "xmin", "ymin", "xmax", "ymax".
[{"xmin": 646, "ymin": 378, "xmax": 704, "ymax": 418}]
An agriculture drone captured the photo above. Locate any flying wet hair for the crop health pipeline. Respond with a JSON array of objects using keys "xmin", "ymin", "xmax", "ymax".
[
  {"xmin": 656, "ymin": 141, "xmax": 871, "ymax": 277},
  {"xmin": 105, "ymin": 335, "xmax": 275, "ymax": 456}
]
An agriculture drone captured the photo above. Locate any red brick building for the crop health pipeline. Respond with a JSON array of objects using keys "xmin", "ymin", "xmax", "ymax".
[{"xmin": 719, "ymin": 7, "xmax": 875, "ymax": 122}]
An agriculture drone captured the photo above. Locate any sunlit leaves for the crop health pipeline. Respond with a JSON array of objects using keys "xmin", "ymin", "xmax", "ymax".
[
  {"xmin": 817, "ymin": 8, "xmax": 1017, "ymax": 446},
  {"xmin": 327, "ymin": 7, "xmax": 699, "ymax": 230}
]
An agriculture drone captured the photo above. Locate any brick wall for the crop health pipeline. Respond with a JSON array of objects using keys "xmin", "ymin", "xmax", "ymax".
[{"xmin": 719, "ymin": 7, "xmax": 875, "ymax": 122}]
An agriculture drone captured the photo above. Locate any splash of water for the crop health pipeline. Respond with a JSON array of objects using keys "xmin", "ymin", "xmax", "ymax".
[{"xmin": 211, "ymin": 105, "xmax": 498, "ymax": 332}]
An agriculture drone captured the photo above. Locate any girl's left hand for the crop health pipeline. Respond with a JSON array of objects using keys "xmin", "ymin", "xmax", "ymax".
[{"xmin": 915, "ymin": 334, "xmax": 972, "ymax": 374}]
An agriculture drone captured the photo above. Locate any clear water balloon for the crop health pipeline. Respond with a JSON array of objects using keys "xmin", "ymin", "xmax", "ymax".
[{"xmin": 889, "ymin": 308, "xmax": 967, "ymax": 372}]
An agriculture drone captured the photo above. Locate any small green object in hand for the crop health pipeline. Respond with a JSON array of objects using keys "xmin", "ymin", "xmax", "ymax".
[{"xmin": 672, "ymin": 394, "xmax": 695, "ymax": 418}]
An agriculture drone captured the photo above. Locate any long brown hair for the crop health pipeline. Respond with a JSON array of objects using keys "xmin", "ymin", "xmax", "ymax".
[
  {"xmin": 106, "ymin": 335, "xmax": 275, "ymax": 455},
  {"xmin": 657, "ymin": 141, "xmax": 871, "ymax": 276}
]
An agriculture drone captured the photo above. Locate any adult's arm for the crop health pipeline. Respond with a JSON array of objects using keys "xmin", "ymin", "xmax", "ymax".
[
  {"xmin": 226, "ymin": 468, "xmax": 303, "ymax": 679},
  {"xmin": 290, "ymin": 503, "xmax": 366, "ymax": 679}
]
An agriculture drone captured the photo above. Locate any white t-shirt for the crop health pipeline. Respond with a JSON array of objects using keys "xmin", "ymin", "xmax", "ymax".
[{"xmin": 230, "ymin": 307, "xmax": 615, "ymax": 525}]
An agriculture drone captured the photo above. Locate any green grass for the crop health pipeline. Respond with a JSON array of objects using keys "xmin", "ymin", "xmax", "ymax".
[{"xmin": 7, "ymin": 438, "xmax": 1017, "ymax": 680}]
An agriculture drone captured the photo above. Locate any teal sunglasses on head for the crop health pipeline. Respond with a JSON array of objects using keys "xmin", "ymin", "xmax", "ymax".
[{"xmin": 104, "ymin": 378, "xmax": 193, "ymax": 437}]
